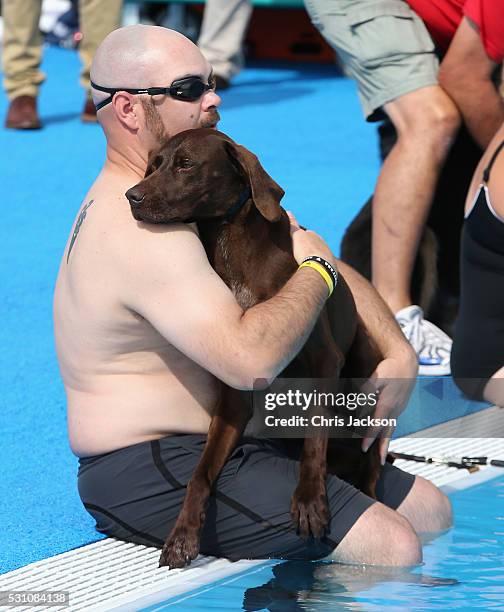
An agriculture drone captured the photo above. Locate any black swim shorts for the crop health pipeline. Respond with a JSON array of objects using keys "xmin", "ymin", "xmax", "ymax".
[{"xmin": 78, "ymin": 435, "xmax": 415, "ymax": 561}]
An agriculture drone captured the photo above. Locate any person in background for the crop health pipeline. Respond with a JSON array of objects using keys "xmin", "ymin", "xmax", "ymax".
[
  {"xmin": 422, "ymin": 1, "xmax": 504, "ymax": 150},
  {"xmin": 304, "ymin": 0, "xmax": 504, "ymax": 376},
  {"xmin": 198, "ymin": 0, "xmax": 252, "ymax": 90},
  {"xmin": 451, "ymin": 121, "xmax": 504, "ymax": 407},
  {"xmin": 3, "ymin": 0, "xmax": 123, "ymax": 129}
]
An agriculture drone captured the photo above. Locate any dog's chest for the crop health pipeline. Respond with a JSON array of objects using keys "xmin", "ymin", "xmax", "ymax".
[
  {"xmin": 216, "ymin": 231, "xmax": 258, "ymax": 310},
  {"xmin": 231, "ymin": 283, "xmax": 256, "ymax": 310}
]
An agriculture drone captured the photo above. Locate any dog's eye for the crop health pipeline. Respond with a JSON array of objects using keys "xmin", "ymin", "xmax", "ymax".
[{"xmin": 177, "ymin": 157, "xmax": 193, "ymax": 170}]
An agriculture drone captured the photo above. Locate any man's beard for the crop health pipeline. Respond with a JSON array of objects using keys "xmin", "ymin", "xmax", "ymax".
[
  {"xmin": 200, "ymin": 109, "xmax": 220, "ymax": 128},
  {"xmin": 142, "ymin": 99, "xmax": 220, "ymax": 146},
  {"xmin": 141, "ymin": 98, "xmax": 168, "ymax": 145}
]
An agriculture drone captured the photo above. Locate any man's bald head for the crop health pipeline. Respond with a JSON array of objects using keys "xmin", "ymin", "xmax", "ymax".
[
  {"xmin": 90, "ymin": 24, "xmax": 221, "ymax": 166},
  {"xmin": 90, "ymin": 25, "xmax": 206, "ymax": 107}
]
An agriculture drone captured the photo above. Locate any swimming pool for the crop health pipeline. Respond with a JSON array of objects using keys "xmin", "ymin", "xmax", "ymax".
[{"xmin": 141, "ymin": 475, "xmax": 504, "ymax": 611}]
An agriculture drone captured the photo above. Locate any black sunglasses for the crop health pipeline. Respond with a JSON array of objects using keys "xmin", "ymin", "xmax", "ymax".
[{"xmin": 90, "ymin": 74, "xmax": 217, "ymax": 111}]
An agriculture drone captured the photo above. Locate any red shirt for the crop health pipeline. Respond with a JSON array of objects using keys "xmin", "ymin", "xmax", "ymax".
[{"xmin": 406, "ymin": 0, "xmax": 504, "ymax": 62}]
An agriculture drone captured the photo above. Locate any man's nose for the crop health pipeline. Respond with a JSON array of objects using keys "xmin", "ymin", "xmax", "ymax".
[{"xmin": 203, "ymin": 89, "xmax": 221, "ymax": 109}]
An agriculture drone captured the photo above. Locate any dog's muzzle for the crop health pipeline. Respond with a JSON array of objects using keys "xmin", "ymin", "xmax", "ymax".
[{"xmin": 125, "ymin": 187, "xmax": 145, "ymax": 208}]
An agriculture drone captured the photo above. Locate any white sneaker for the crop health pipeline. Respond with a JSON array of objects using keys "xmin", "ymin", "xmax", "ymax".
[{"xmin": 395, "ymin": 305, "xmax": 452, "ymax": 376}]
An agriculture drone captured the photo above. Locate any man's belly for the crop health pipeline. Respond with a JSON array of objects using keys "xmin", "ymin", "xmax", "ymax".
[{"xmin": 67, "ymin": 372, "xmax": 219, "ymax": 457}]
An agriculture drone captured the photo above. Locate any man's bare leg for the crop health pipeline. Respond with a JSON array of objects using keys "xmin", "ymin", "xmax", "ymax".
[
  {"xmin": 372, "ymin": 86, "xmax": 460, "ymax": 314},
  {"xmin": 327, "ymin": 476, "xmax": 451, "ymax": 566},
  {"xmin": 328, "ymin": 503, "xmax": 422, "ymax": 566},
  {"xmin": 396, "ymin": 475, "xmax": 453, "ymax": 534}
]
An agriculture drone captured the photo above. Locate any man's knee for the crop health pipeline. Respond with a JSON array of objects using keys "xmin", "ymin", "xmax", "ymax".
[
  {"xmin": 429, "ymin": 484, "xmax": 453, "ymax": 531},
  {"xmin": 398, "ymin": 476, "xmax": 453, "ymax": 533},
  {"xmin": 384, "ymin": 513, "xmax": 423, "ymax": 567},
  {"xmin": 328, "ymin": 503, "xmax": 422, "ymax": 567},
  {"xmin": 386, "ymin": 86, "xmax": 461, "ymax": 145},
  {"xmin": 428, "ymin": 478, "xmax": 453, "ymax": 531}
]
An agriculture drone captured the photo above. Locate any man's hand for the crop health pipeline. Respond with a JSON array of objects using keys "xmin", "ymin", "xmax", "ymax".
[
  {"xmin": 362, "ymin": 348, "xmax": 418, "ymax": 464},
  {"xmin": 287, "ymin": 211, "xmax": 337, "ymax": 267},
  {"xmin": 334, "ymin": 259, "xmax": 419, "ymax": 463}
]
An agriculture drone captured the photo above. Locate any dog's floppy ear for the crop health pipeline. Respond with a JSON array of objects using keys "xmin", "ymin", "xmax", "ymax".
[{"xmin": 226, "ymin": 142, "xmax": 284, "ymax": 222}]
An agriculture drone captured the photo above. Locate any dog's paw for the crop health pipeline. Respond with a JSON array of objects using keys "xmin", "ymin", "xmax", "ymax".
[
  {"xmin": 290, "ymin": 480, "xmax": 330, "ymax": 540},
  {"xmin": 158, "ymin": 525, "xmax": 200, "ymax": 570}
]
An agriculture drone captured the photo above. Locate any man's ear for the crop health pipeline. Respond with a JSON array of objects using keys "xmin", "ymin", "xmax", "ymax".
[
  {"xmin": 112, "ymin": 92, "xmax": 139, "ymax": 130},
  {"xmin": 225, "ymin": 142, "xmax": 284, "ymax": 222}
]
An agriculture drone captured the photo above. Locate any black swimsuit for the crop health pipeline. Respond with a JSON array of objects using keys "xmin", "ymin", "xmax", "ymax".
[{"xmin": 451, "ymin": 141, "xmax": 504, "ymax": 401}]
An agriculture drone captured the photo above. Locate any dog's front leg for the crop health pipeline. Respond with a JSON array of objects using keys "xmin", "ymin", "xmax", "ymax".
[
  {"xmin": 159, "ymin": 386, "xmax": 251, "ymax": 569},
  {"xmin": 290, "ymin": 309, "xmax": 347, "ymax": 540},
  {"xmin": 290, "ymin": 435, "xmax": 330, "ymax": 539}
]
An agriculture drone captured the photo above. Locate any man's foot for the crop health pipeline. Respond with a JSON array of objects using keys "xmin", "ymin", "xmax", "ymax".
[
  {"xmin": 395, "ymin": 305, "xmax": 451, "ymax": 376},
  {"xmin": 215, "ymin": 75, "xmax": 230, "ymax": 90},
  {"xmin": 5, "ymin": 95, "xmax": 41, "ymax": 129},
  {"xmin": 81, "ymin": 97, "xmax": 97, "ymax": 123}
]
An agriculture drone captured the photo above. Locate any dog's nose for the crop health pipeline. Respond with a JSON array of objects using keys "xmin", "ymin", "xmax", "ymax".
[{"xmin": 125, "ymin": 188, "xmax": 145, "ymax": 207}]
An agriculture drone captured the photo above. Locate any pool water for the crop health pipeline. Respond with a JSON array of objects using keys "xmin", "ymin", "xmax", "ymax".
[{"xmin": 143, "ymin": 476, "xmax": 504, "ymax": 611}]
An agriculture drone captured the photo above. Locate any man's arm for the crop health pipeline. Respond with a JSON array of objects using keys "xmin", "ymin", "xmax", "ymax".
[
  {"xmin": 336, "ymin": 259, "xmax": 417, "ymax": 365},
  {"xmin": 336, "ymin": 260, "xmax": 418, "ymax": 462},
  {"xmin": 439, "ymin": 16, "xmax": 504, "ymax": 149},
  {"xmin": 122, "ymin": 222, "xmax": 334, "ymax": 390}
]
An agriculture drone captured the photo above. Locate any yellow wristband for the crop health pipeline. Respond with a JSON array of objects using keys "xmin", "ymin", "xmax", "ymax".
[{"xmin": 298, "ymin": 260, "xmax": 334, "ymax": 297}]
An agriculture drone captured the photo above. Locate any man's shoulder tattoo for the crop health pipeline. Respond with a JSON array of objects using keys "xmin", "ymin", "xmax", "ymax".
[{"xmin": 67, "ymin": 199, "xmax": 95, "ymax": 263}]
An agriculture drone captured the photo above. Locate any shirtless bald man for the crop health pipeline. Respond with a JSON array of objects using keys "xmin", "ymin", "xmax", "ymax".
[{"xmin": 53, "ymin": 25, "xmax": 451, "ymax": 566}]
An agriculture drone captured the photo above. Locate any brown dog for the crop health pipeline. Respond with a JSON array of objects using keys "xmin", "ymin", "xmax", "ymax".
[{"xmin": 125, "ymin": 128, "xmax": 382, "ymax": 569}]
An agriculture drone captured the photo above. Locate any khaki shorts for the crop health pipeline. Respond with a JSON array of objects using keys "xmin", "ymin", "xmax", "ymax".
[{"xmin": 304, "ymin": 0, "xmax": 439, "ymax": 120}]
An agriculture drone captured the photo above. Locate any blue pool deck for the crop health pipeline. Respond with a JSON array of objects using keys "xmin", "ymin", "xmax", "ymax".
[{"xmin": 1, "ymin": 44, "xmax": 503, "ymax": 612}]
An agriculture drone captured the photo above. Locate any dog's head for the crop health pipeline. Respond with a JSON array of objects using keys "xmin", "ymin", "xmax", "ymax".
[{"xmin": 125, "ymin": 128, "xmax": 285, "ymax": 224}]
